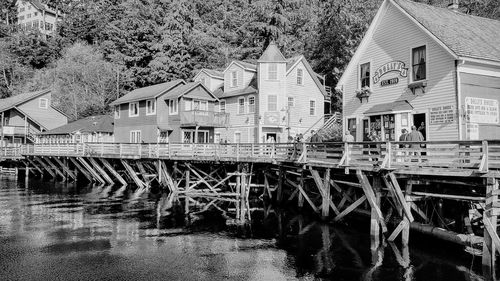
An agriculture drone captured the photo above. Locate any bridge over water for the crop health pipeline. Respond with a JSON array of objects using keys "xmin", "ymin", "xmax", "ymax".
[{"xmin": 2, "ymin": 140, "xmax": 500, "ymax": 279}]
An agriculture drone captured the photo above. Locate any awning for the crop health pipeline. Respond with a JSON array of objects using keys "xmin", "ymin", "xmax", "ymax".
[
  {"xmin": 364, "ymin": 100, "xmax": 413, "ymax": 116},
  {"xmin": 158, "ymin": 124, "xmax": 173, "ymax": 131}
]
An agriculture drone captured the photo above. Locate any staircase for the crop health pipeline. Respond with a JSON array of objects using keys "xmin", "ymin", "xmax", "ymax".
[{"xmin": 303, "ymin": 112, "xmax": 342, "ymax": 141}]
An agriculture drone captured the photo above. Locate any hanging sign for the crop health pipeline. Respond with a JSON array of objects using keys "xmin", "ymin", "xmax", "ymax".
[
  {"xmin": 373, "ymin": 61, "xmax": 408, "ymax": 84},
  {"xmin": 465, "ymin": 97, "xmax": 499, "ymax": 124}
]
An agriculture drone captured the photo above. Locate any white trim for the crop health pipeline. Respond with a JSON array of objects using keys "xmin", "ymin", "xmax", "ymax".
[
  {"xmin": 168, "ymin": 99, "xmax": 178, "ymax": 115},
  {"xmin": 364, "ymin": 109, "xmax": 412, "ymax": 117},
  {"xmin": 410, "ymin": 44, "xmax": 428, "ymax": 83},
  {"xmin": 296, "ymin": 68, "xmax": 304, "ymax": 85},
  {"xmin": 359, "ymin": 61, "xmax": 371, "ymax": 89},
  {"xmin": 146, "ymin": 99, "xmax": 156, "ymax": 115},
  {"xmin": 129, "ymin": 102, "xmax": 139, "ymax": 117},
  {"xmin": 230, "ymin": 70, "xmax": 238, "ymax": 87},
  {"xmin": 390, "ymin": 0, "xmax": 457, "ymax": 59},
  {"xmin": 286, "ymin": 55, "xmax": 304, "ymax": 75},
  {"xmin": 459, "ymin": 57, "xmax": 500, "ymax": 68},
  {"xmin": 457, "ymin": 65, "xmax": 500, "ymax": 78},
  {"xmin": 457, "ymin": 62, "xmax": 464, "ymax": 140},
  {"xmin": 130, "ymin": 130, "xmax": 141, "ymax": 143},
  {"xmin": 194, "ymin": 69, "xmax": 224, "ymax": 80},
  {"xmin": 223, "ymin": 61, "xmax": 257, "ymax": 74}
]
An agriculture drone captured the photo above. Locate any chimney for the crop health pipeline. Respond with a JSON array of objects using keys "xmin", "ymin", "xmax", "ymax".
[{"xmin": 448, "ymin": 0, "xmax": 459, "ymax": 12}]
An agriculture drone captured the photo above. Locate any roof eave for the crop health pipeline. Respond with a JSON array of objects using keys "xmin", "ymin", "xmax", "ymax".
[{"xmin": 459, "ymin": 56, "xmax": 500, "ymax": 67}]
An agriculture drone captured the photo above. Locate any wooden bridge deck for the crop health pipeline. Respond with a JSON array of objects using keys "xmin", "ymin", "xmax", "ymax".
[{"xmin": 1, "ymin": 140, "xmax": 499, "ymax": 177}]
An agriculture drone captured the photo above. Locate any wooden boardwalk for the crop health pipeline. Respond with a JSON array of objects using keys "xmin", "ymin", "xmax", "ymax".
[{"xmin": 2, "ymin": 140, "xmax": 500, "ymax": 279}]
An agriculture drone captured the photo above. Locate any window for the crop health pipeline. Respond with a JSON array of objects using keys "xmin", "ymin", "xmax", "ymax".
[
  {"xmin": 130, "ymin": 130, "xmax": 141, "ymax": 143},
  {"xmin": 146, "ymin": 99, "xmax": 156, "ymax": 115},
  {"xmin": 27, "ymin": 14, "xmax": 31, "ymax": 19},
  {"xmin": 268, "ymin": 95, "xmax": 277, "ymax": 111},
  {"xmin": 268, "ymin": 64, "xmax": 277, "ymax": 80},
  {"xmin": 114, "ymin": 105, "xmax": 120, "ymax": 119},
  {"xmin": 214, "ymin": 133, "xmax": 221, "ymax": 144},
  {"xmin": 168, "ymin": 99, "xmax": 178, "ymax": 115},
  {"xmin": 309, "ymin": 100, "xmax": 316, "ymax": 116},
  {"xmin": 193, "ymin": 100, "xmax": 200, "ymax": 110},
  {"xmin": 231, "ymin": 71, "xmax": 238, "ymax": 87},
  {"xmin": 185, "ymin": 98, "xmax": 192, "ymax": 111},
  {"xmin": 248, "ymin": 96, "xmax": 255, "ymax": 113},
  {"xmin": 360, "ymin": 62, "xmax": 370, "ymax": 88},
  {"xmin": 287, "ymin": 97, "xmax": 295, "ymax": 108},
  {"xmin": 34, "ymin": 12, "xmax": 37, "ymax": 16},
  {"xmin": 234, "ymin": 132, "xmax": 241, "ymax": 143},
  {"xmin": 39, "ymin": 98, "xmax": 48, "ymax": 109},
  {"xmin": 45, "ymin": 22, "xmax": 53, "ymax": 31},
  {"xmin": 129, "ymin": 102, "xmax": 139, "ymax": 117},
  {"xmin": 200, "ymin": 101, "xmax": 207, "ymax": 111},
  {"xmin": 238, "ymin": 97, "xmax": 245, "ymax": 114},
  {"xmin": 348, "ymin": 118, "xmax": 357, "ymax": 140},
  {"xmin": 297, "ymin": 68, "xmax": 303, "ymax": 85},
  {"xmin": 412, "ymin": 46, "xmax": 426, "ymax": 81},
  {"xmin": 219, "ymin": 100, "xmax": 226, "ymax": 113}
]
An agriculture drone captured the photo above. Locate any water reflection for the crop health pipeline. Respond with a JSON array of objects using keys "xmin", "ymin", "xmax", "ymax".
[{"xmin": 0, "ymin": 177, "xmax": 488, "ymax": 280}]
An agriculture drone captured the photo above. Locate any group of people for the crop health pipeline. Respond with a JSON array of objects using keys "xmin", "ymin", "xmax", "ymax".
[{"xmin": 399, "ymin": 124, "xmax": 425, "ymax": 142}]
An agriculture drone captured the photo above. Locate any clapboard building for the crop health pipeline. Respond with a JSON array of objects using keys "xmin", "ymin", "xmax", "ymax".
[{"xmin": 337, "ymin": 0, "xmax": 500, "ymax": 141}]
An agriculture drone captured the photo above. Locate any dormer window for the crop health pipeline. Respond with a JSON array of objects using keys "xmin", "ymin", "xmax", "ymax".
[
  {"xmin": 360, "ymin": 62, "xmax": 370, "ymax": 88},
  {"xmin": 268, "ymin": 64, "xmax": 278, "ymax": 80},
  {"xmin": 39, "ymin": 98, "xmax": 48, "ymax": 109},
  {"xmin": 219, "ymin": 100, "xmax": 226, "ymax": 113},
  {"xmin": 231, "ymin": 71, "xmax": 238, "ymax": 87},
  {"xmin": 297, "ymin": 69, "xmax": 303, "ymax": 85},
  {"xmin": 412, "ymin": 46, "xmax": 426, "ymax": 81}
]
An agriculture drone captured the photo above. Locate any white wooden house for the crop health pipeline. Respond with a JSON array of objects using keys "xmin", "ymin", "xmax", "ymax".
[{"xmin": 195, "ymin": 43, "xmax": 329, "ymax": 143}]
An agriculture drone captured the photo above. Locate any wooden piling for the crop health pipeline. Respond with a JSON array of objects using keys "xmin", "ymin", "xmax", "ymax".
[{"xmin": 482, "ymin": 177, "xmax": 499, "ymax": 280}]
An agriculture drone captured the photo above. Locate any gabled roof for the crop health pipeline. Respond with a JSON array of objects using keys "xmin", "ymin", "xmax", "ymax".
[
  {"xmin": 286, "ymin": 55, "xmax": 327, "ymax": 97},
  {"xmin": 195, "ymin": 69, "xmax": 224, "ymax": 80},
  {"xmin": 223, "ymin": 60, "xmax": 257, "ymax": 73},
  {"xmin": 258, "ymin": 42, "xmax": 287, "ymax": 62},
  {"xmin": 110, "ymin": 79, "xmax": 185, "ymax": 106},
  {"xmin": 338, "ymin": 0, "xmax": 500, "ymax": 87},
  {"xmin": 23, "ymin": 1, "xmax": 59, "ymax": 15},
  {"xmin": 40, "ymin": 115, "xmax": 113, "ymax": 135},
  {"xmin": 163, "ymin": 82, "xmax": 218, "ymax": 101},
  {"xmin": 394, "ymin": 0, "xmax": 500, "ymax": 63},
  {"xmin": 0, "ymin": 89, "xmax": 51, "ymax": 112}
]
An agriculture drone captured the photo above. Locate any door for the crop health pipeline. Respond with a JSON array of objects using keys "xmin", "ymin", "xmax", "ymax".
[
  {"xmin": 413, "ymin": 113, "xmax": 427, "ymax": 140},
  {"xmin": 265, "ymin": 133, "xmax": 277, "ymax": 143}
]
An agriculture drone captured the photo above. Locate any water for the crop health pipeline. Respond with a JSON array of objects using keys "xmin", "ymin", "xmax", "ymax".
[{"xmin": 0, "ymin": 176, "xmax": 485, "ymax": 280}]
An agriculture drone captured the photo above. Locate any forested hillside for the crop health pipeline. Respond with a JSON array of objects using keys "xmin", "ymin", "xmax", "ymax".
[{"xmin": 0, "ymin": 0, "xmax": 498, "ymax": 120}]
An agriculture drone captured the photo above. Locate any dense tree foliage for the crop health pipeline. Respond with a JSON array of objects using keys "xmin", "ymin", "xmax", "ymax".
[{"xmin": 0, "ymin": 0, "xmax": 499, "ymax": 119}]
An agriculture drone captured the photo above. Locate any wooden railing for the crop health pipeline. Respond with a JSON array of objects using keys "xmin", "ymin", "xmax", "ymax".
[{"xmin": 4, "ymin": 140, "xmax": 500, "ymax": 174}]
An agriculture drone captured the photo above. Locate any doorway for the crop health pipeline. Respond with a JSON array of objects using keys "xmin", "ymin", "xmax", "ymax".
[
  {"xmin": 265, "ymin": 133, "xmax": 277, "ymax": 143},
  {"xmin": 413, "ymin": 113, "xmax": 427, "ymax": 140}
]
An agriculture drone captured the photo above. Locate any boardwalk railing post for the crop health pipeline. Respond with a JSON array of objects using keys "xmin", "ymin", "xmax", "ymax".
[
  {"xmin": 138, "ymin": 143, "xmax": 142, "ymax": 158},
  {"xmin": 345, "ymin": 142, "xmax": 350, "ymax": 166},
  {"xmin": 481, "ymin": 140, "xmax": 489, "ymax": 172},
  {"xmin": 237, "ymin": 143, "xmax": 240, "ymax": 162},
  {"xmin": 386, "ymin": 141, "xmax": 392, "ymax": 169}
]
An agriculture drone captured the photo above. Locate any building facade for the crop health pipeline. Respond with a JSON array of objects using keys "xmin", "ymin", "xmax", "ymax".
[
  {"xmin": 16, "ymin": 0, "xmax": 62, "ymax": 35},
  {"xmin": 37, "ymin": 115, "xmax": 114, "ymax": 144},
  {"xmin": 0, "ymin": 89, "xmax": 68, "ymax": 145},
  {"xmin": 195, "ymin": 43, "xmax": 328, "ymax": 143},
  {"xmin": 337, "ymin": 0, "xmax": 500, "ymax": 142},
  {"xmin": 110, "ymin": 80, "xmax": 227, "ymax": 143}
]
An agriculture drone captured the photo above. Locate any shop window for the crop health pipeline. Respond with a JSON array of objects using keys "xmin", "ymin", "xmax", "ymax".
[
  {"xmin": 146, "ymin": 99, "xmax": 156, "ymax": 115},
  {"xmin": 309, "ymin": 100, "xmax": 316, "ymax": 116},
  {"xmin": 268, "ymin": 95, "xmax": 277, "ymax": 111},
  {"xmin": 129, "ymin": 102, "xmax": 139, "ymax": 117},
  {"xmin": 238, "ymin": 97, "xmax": 245, "ymax": 114},
  {"xmin": 248, "ymin": 96, "xmax": 255, "ymax": 113},
  {"xmin": 297, "ymin": 69, "xmax": 303, "ymax": 85},
  {"xmin": 412, "ymin": 46, "xmax": 426, "ymax": 81},
  {"xmin": 360, "ymin": 62, "xmax": 370, "ymax": 88},
  {"xmin": 268, "ymin": 64, "xmax": 277, "ymax": 80}
]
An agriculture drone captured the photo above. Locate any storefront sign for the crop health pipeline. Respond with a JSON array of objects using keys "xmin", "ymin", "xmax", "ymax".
[
  {"xmin": 466, "ymin": 123, "xmax": 479, "ymax": 140},
  {"xmin": 465, "ymin": 97, "xmax": 499, "ymax": 124},
  {"xmin": 380, "ymin": 78, "xmax": 399, "ymax": 87},
  {"xmin": 373, "ymin": 61, "xmax": 408, "ymax": 84},
  {"xmin": 429, "ymin": 105, "xmax": 455, "ymax": 124}
]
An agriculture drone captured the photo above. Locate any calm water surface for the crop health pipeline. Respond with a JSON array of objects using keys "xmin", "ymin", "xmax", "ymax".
[{"xmin": 0, "ymin": 177, "xmax": 485, "ymax": 280}]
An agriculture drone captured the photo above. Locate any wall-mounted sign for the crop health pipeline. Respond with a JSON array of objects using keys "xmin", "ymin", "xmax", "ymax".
[
  {"xmin": 373, "ymin": 61, "xmax": 408, "ymax": 84},
  {"xmin": 465, "ymin": 97, "xmax": 499, "ymax": 124},
  {"xmin": 380, "ymin": 78, "xmax": 399, "ymax": 87},
  {"xmin": 264, "ymin": 112, "xmax": 279, "ymax": 125},
  {"xmin": 429, "ymin": 105, "xmax": 456, "ymax": 124}
]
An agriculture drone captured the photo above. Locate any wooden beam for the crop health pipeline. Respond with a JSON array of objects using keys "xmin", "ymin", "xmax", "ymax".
[
  {"xmin": 356, "ymin": 170, "xmax": 387, "ymax": 233},
  {"xmin": 69, "ymin": 157, "xmax": 93, "ymax": 182},
  {"xmin": 34, "ymin": 157, "xmax": 56, "ymax": 178},
  {"xmin": 388, "ymin": 220, "xmax": 408, "ymax": 241},
  {"xmin": 78, "ymin": 157, "xmax": 105, "ymax": 184},
  {"xmin": 483, "ymin": 177, "xmax": 498, "ymax": 279},
  {"xmin": 88, "ymin": 157, "xmax": 114, "ymax": 185},
  {"xmin": 333, "ymin": 195, "xmax": 366, "ymax": 222},
  {"xmin": 100, "ymin": 158, "xmax": 127, "ymax": 186},
  {"xmin": 43, "ymin": 157, "xmax": 66, "ymax": 180},
  {"xmin": 286, "ymin": 179, "xmax": 319, "ymax": 213},
  {"xmin": 52, "ymin": 157, "xmax": 76, "ymax": 181},
  {"xmin": 26, "ymin": 157, "xmax": 43, "ymax": 175},
  {"xmin": 386, "ymin": 173, "xmax": 414, "ymax": 222},
  {"xmin": 121, "ymin": 159, "xmax": 146, "ymax": 188}
]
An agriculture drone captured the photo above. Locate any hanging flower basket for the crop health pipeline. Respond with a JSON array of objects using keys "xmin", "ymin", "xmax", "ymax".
[{"xmin": 355, "ymin": 86, "xmax": 373, "ymax": 103}]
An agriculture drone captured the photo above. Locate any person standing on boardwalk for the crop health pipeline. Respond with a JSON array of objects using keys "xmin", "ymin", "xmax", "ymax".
[
  {"xmin": 343, "ymin": 130, "xmax": 354, "ymax": 142},
  {"xmin": 399, "ymin": 129, "xmax": 408, "ymax": 141},
  {"xmin": 311, "ymin": 130, "xmax": 322, "ymax": 143},
  {"xmin": 407, "ymin": 126, "xmax": 424, "ymax": 142}
]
